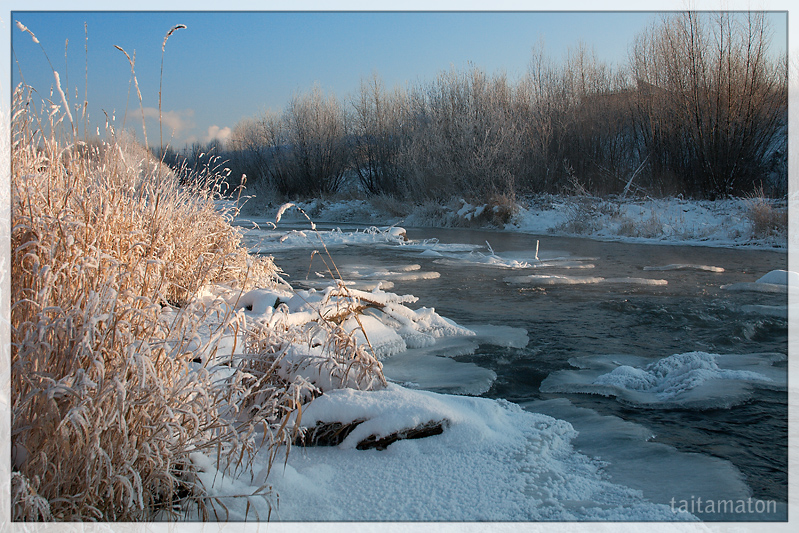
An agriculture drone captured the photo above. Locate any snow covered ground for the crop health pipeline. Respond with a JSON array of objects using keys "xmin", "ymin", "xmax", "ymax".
[
  {"xmin": 181, "ymin": 276, "xmax": 700, "ymax": 523},
  {"xmin": 173, "ymin": 198, "xmax": 793, "ymax": 530},
  {"xmin": 237, "ymin": 193, "xmax": 789, "ymax": 250}
]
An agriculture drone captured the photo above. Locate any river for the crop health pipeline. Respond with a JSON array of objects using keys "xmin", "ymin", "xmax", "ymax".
[{"xmin": 243, "ymin": 221, "xmax": 789, "ymax": 521}]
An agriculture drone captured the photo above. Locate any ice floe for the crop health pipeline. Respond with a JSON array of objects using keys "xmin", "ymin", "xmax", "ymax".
[
  {"xmin": 540, "ymin": 351, "xmax": 787, "ymax": 410},
  {"xmin": 722, "ymin": 269, "xmax": 798, "ymax": 293},
  {"xmin": 643, "ymin": 264, "xmax": 725, "ymax": 272},
  {"xmin": 505, "ymin": 274, "xmax": 668, "ymax": 286}
]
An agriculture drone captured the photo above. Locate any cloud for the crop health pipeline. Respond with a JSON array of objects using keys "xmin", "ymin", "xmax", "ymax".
[
  {"xmin": 204, "ymin": 125, "xmax": 232, "ymax": 144},
  {"xmin": 142, "ymin": 107, "xmax": 196, "ymax": 139}
]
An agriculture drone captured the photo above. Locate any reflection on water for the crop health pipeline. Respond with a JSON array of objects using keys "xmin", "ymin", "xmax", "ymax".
[{"xmin": 251, "ymin": 223, "xmax": 789, "ymax": 511}]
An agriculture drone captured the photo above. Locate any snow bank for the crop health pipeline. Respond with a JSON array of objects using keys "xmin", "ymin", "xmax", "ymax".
[
  {"xmin": 540, "ymin": 352, "xmax": 787, "ymax": 410},
  {"xmin": 241, "ymin": 224, "xmax": 409, "ymax": 253},
  {"xmin": 242, "ymin": 194, "xmax": 787, "ymax": 250},
  {"xmin": 233, "ymin": 284, "xmax": 475, "ymax": 362},
  {"xmin": 192, "ymin": 385, "xmax": 694, "ymax": 522}
]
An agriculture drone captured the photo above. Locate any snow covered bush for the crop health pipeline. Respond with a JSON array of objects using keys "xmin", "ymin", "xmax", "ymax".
[{"xmin": 556, "ymin": 196, "xmax": 622, "ymax": 235}]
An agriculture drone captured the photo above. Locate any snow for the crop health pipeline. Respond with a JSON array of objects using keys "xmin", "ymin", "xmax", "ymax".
[
  {"xmin": 193, "ymin": 385, "xmax": 693, "ymax": 522},
  {"xmin": 178, "ymin": 197, "xmax": 790, "ymax": 525},
  {"xmin": 241, "ymin": 194, "xmax": 788, "ymax": 250}
]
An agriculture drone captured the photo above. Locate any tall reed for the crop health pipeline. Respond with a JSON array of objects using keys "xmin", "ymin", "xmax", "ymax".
[{"xmin": 9, "ymin": 79, "xmax": 279, "ymax": 520}]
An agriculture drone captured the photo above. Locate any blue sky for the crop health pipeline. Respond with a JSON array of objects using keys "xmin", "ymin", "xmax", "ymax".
[{"xmin": 7, "ymin": 3, "xmax": 790, "ymax": 150}]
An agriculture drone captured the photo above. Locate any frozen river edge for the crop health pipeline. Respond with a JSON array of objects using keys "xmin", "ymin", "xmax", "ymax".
[{"xmin": 187, "ymin": 198, "xmax": 794, "ymax": 528}]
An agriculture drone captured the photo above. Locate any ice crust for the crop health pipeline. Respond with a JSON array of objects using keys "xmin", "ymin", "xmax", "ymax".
[
  {"xmin": 541, "ymin": 351, "xmax": 786, "ymax": 409},
  {"xmin": 523, "ymin": 398, "xmax": 786, "ymax": 521}
]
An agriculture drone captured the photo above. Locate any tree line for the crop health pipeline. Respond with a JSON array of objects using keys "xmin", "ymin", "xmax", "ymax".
[{"xmin": 169, "ymin": 11, "xmax": 788, "ymax": 201}]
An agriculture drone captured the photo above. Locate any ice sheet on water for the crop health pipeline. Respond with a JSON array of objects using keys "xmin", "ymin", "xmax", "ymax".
[
  {"xmin": 722, "ymin": 269, "xmax": 798, "ymax": 294},
  {"xmin": 522, "ymin": 398, "xmax": 786, "ymax": 521},
  {"xmin": 540, "ymin": 351, "xmax": 786, "ymax": 409},
  {"xmin": 290, "ymin": 261, "xmax": 441, "ymax": 292},
  {"xmin": 390, "ymin": 239, "xmax": 483, "ymax": 253},
  {"xmin": 425, "ymin": 242, "xmax": 598, "ymax": 270},
  {"xmin": 381, "ymin": 338, "xmax": 497, "ymax": 395},
  {"xmin": 505, "ymin": 274, "xmax": 667, "ymax": 286},
  {"xmin": 243, "ymin": 225, "xmax": 409, "ymax": 253},
  {"xmin": 380, "ymin": 324, "xmax": 529, "ymax": 395},
  {"xmin": 643, "ymin": 264, "xmax": 725, "ymax": 272},
  {"xmin": 432, "ymin": 250, "xmax": 597, "ymax": 270}
]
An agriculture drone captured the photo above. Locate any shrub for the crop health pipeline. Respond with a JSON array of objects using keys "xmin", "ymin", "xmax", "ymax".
[{"xmin": 744, "ymin": 187, "xmax": 788, "ymax": 239}]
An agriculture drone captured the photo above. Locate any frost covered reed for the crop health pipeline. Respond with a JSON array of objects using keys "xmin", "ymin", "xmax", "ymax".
[
  {"xmin": 9, "ymin": 82, "xmax": 280, "ymax": 520},
  {"xmin": 10, "ymin": 20, "xmax": 392, "ymax": 522}
]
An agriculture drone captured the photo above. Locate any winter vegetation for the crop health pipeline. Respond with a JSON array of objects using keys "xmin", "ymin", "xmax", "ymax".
[
  {"xmin": 9, "ymin": 25, "xmax": 389, "ymax": 520},
  {"xmin": 8, "ymin": 10, "xmax": 789, "ymax": 525},
  {"xmin": 170, "ymin": 11, "xmax": 788, "ymax": 211}
]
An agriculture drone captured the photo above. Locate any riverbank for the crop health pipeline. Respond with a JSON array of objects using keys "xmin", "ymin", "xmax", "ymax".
[{"xmin": 237, "ymin": 193, "xmax": 789, "ymax": 251}]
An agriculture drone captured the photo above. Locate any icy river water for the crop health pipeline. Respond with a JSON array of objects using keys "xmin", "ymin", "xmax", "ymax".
[{"xmin": 244, "ymin": 221, "xmax": 789, "ymax": 521}]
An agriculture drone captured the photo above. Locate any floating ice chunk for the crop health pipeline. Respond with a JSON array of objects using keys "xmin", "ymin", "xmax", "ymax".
[
  {"xmin": 504, "ymin": 274, "xmax": 667, "ymax": 286},
  {"xmin": 469, "ymin": 324, "xmax": 529, "ymax": 348},
  {"xmin": 541, "ymin": 352, "xmax": 786, "ymax": 409},
  {"xmin": 723, "ymin": 270, "xmax": 797, "ymax": 293},
  {"xmin": 505, "ymin": 274, "xmax": 605, "ymax": 285},
  {"xmin": 756, "ymin": 269, "xmax": 797, "ymax": 285},
  {"xmin": 643, "ymin": 264, "xmax": 724, "ymax": 272},
  {"xmin": 604, "ymin": 277, "xmax": 668, "ymax": 285},
  {"xmin": 722, "ymin": 281, "xmax": 786, "ymax": 293},
  {"xmin": 419, "ymin": 249, "xmax": 443, "ymax": 257},
  {"xmin": 340, "ymin": 263, "xmax": 440, "ymax": 282}
]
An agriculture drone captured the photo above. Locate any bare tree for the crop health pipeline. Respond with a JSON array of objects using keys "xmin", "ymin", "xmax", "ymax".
[
  {"xmin": 350, "ymin": 74, "xmax": 408, "ymax": 196},
  {"xmin": 283, "ymin": 86, "xmax": 350, "ymax": 195},
  {"xmin": 630, "ymin": 11, "xmax": 787, "ymax": 197}
]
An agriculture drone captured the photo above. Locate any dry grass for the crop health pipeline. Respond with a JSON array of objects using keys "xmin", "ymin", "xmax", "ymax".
[
  {"xmin": 556, "ymin": 196, "xmax": 621, "ymax": 235},
  {"xmin": 10, "ymin": 23, "xmax": 392, "ymax": 522},
  {"xmin": 8, "ymin": 82, "xmax": 284, "ymax": 520},
  {"xmin": 744, "ymin": 186, "xmax": 788, "ymax": 240}
]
